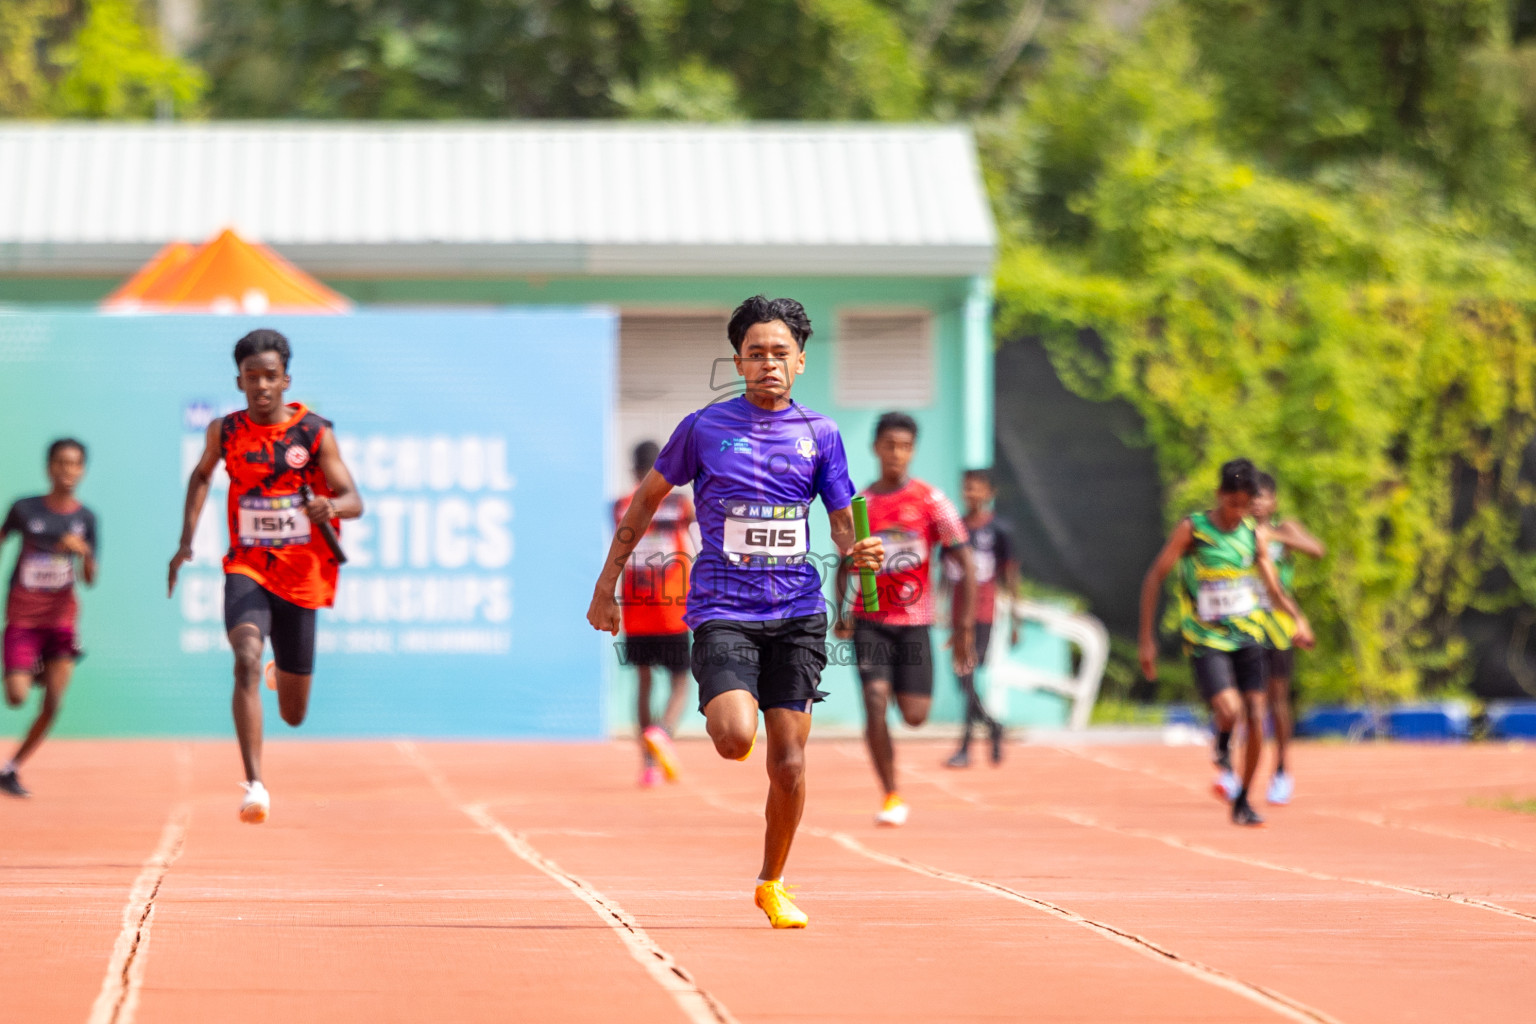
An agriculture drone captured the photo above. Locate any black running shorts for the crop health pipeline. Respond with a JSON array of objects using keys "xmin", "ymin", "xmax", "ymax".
[
  {"xmin": 224, "ymin": 572, "xmax": 317, "ymax": 676},
  {"xmin": 691, "ymin": 614, "xmax": 829, "ymax": 713},
  {"xmin": 621, "ymin": 632, "xmax": 691, "ymax": 673},
  {"xmin": 1191, "ymin": 644, "xmax": 1267, "ymax": 703},
  {"xmin": 852, "ymin": 619, "xmax": 934, "ymax": 696}
]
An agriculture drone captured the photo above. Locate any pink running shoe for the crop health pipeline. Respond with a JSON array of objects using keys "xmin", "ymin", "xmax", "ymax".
[
  {"xmin": 642, "ymin": 726, "xmax": 681, "ymax": 782},
  {"xmin": 639, "ymin": 765, "xmax": 664, "ymax": 788}
]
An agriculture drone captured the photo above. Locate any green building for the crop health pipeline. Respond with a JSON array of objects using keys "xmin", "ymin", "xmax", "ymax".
[{"xmin": 0, "ymin": 122, "xmax": 1022, "ymax": 732}]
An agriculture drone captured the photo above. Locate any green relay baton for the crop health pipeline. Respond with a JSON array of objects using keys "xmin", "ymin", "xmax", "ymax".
[{"xmin": 851, "ymin": 495, "xmax": 880, "ymax": 613}]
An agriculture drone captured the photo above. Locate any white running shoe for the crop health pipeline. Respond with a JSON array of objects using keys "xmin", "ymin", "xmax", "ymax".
[
  {"xmin": 1212, "ymin": 769, "xmax": 1240, "ymax": 803},
  {"xmin": 875, "ymin": 793, "xmax": 909, "ymax": 827},
  {"xmin": 239, "ymin": 781, "xmax": 270, "ymax": 824},
  {"xmin": 1267, "ymin": 772, "xmax": 1294, "ymax": 806}
]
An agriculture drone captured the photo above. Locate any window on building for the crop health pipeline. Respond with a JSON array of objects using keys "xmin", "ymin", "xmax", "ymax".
[
  {"xmin": 615, "ymin": 310, "xmax": 733, "ymax": 494},
  {"xmin": 835, "ymin": 310, "xmax": 934, "ymax": 408}
]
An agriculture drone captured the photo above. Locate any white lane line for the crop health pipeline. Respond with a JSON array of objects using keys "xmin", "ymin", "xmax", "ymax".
[
  {"xmin": 686, "ymin": 782, "xmax": 1341, "ymax": 1024},
  {"xmin": 1052, "ymin": 746, "xmax": 1536, "ymax": 854},
  {"xmin": 395, "ymin": 741, "xmax": 738, "ymax": 1024},
  {"xmin": 1311, "ymin": 807, "xmax": 1536, "ymax": 855},
  {"xmin": 85, "ymin": 804, "xmax": 191, "ymax": 1024}
]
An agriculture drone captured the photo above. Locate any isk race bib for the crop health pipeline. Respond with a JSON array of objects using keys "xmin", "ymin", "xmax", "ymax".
[
  {"xmin": 237, "ymin": 494, "xmax": 312, "ymax": 549},
  {"xmin": 1196, "ymin": 575, "xmax": 1259, "ymax": 623},
  {"xmin": 720, "ymin": 502, "xmax": 809, "ymax": 566},
  {"xmin": 19, "ymin": 552, "xmax": 73, "ymax": 591}
]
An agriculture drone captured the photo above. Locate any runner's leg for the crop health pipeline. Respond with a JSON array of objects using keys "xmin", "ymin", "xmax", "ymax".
[
  {"xmin": 861, "ymin": 678, "xmax": 898, "ymax": 795},
  {"xmin": 704, "ymin": 689, "xmax": 758, "ymax": 761},
  {"xmin": 759, "ymin": 705, "xmax": 812, "ymax": 882},
  {"xmin": 1269, "ymin": 668, "xmax": 1293, "ymax": 775},
  {"xmin": 1240, "ymin": 688, "xmax": 1268, "ymax": 797},
  {"xmin": 230, "ymin": 624, "xmax": 265, "ymax": 783},
  {"xmin": 4, "ymin": 671, "xmax": 29, "ymax": 708},
  {"xmin": 661, "ymin": 666, "xmax": 689, "ymax": 736},
  {"xmin": 10, "ymin": 657, "xmax": 72, "ymax": 767}
]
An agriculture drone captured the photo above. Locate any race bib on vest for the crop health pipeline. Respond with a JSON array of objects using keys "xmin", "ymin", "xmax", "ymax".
[
  {"xmin": 721, "ymin": 503, "xmax": 808, "ymax": 566},
  {"xmin": 19, "ymin": 552, "xmax": 73, "ymax": 591},
  {"xmin": 878, "ymin": 530, "xmax": 928, "ymax": 573},
  {"xmin": 1197, "ymin": 576, "xmax": 1258, "ymax": 622},
  {"xmin": 238, "ymin": 495, "xmax": 312, "ymax": 548}
]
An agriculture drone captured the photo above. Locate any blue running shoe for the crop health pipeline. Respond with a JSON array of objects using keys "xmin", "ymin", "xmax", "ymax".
[
  {"xmin": 1267, "ymin": 772, "xmax": 1294, "ymax": 806},
  {"xmin": 1212, "ymin": 769, "xmax": 1240, "ymax": 803}
]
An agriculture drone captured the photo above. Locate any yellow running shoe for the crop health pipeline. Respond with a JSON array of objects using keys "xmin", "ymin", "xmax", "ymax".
[
  {"xmin": 734, "ymin": 733, "xmax": 755, "ymax": 761},
  {"xmin": 754, "ymin": 880, "xmax": 808, "ymax": 929},
  {"xmin": 642, "ymin": 726, "xmax": 682, "ymax": 781}
]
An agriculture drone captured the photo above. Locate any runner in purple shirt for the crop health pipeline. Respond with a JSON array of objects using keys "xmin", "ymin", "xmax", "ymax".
[{"xmin": 589, "ymin": 295, "xmax": 883, "ymax": 930}]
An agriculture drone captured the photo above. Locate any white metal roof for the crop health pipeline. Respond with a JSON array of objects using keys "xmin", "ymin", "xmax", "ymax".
[{"xmin": 0, "ymin": 122, "xmax": 995, "ymax": 277}]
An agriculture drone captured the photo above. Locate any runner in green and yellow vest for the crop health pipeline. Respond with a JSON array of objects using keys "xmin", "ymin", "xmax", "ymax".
[
  {"xmin": 1252, "ymin": 471, "xmax": 1325, "ymax": 808},
  {"xmin": 1138, "ymin": 458, "xmax": 1313, "ymax": 827}
]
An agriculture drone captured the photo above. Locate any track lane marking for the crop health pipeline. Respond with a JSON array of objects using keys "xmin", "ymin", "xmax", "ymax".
[
  {"xmin": 685, "ymin": 781, "xmax": 1342, "ymax": 1024},
  {"xmin": 396, "ymin": 741, "xmax": 738, "ymax": 1024},
  {"xmin": 87, "ymin": 745, "xmax": 193, "ymax": 1024},
  {"xmin": 901, "ymin": 763, "xmax": 1536, "ymax": 927}
]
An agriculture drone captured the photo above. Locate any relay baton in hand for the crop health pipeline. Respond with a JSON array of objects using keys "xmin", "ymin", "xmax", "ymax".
[
  {"xmin": 851, "ymin": 495, "xmax": 879, "ymax": 613},
  {"xmin": 300, "ymin": 484, "xmax": 348, "ymax": 565}
]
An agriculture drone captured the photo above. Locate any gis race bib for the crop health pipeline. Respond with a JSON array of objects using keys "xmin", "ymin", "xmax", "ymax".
[
  {"xmin": 720, "ymin": 502, "xmax": 809, "ymax": 566},
  {"xmin": 237, "ymin": 494, "xmax": 312, "ymax": 548}
]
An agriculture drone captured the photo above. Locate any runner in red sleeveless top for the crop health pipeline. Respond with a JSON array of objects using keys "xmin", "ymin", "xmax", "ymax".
[
  {"xmin": 169, "ymin": 329, "xmax": 363, "ymax": 824},
  {"xmin": 834, "ymin": 412, "xmax": 974, "ymax": 827},
  {"xmin": 613, "ymin": 441, "xmax": 695, "ymax": 787}
]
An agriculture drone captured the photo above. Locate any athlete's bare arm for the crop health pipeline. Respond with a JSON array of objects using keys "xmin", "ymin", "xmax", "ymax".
[
  {"xmin": 944, "ymin": 542, "xmax": 977, "ymax": 675},
  {"xmin": 832, "ymin": 559, "xmax": 854, "ymax": 637},
  {"xmin": 1138, "ymin": 518, "xmax": 1194, "ymax": 680},
  {"xmin": 1001, "ymin": 553, "xmax": 1023, "ymax": 646},
  {"xmin": 588, "ymin": 469, "xmax": 675, "ymax": 635},
  {"xmin": 1274, "ymin": 519, "xmax": 1326, "ymax": 560},
  {"xmin": 829, "ymin": 508, "xmax": 884, "ymax": 638},
  {"xmin": 168, "ymin": 420, "xmax": 223, "ymax": 597},
  {"xmin": 1255, "ymin": 523, "xmax": 1314, "ymax": 648},
  {"xmin": 58, "ymin": 532, "xmax": 96, "ymax": 586},
  {"xmin": 310, "ymin": 430, "xmax": 364, "ymax": 523}
]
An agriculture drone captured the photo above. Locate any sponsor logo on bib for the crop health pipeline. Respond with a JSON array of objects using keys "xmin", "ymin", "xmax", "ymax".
[{"xmin": 237, "ymin": 494, "xmax": 312, "ymax": 548}]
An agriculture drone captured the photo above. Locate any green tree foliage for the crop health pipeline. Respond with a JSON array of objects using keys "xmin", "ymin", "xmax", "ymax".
[
  {"xmin": 990, "ymin": 10, "xmax": 1536, "ymax": 702},
  {"xmin": 0, "ymin": 0, "xmax": 203, "ymax": 117}
]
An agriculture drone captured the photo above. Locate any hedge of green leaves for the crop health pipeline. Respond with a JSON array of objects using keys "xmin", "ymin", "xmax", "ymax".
[{"xmin": 987, "ymin": 10, "xmax": 1536, "ymax": 702}]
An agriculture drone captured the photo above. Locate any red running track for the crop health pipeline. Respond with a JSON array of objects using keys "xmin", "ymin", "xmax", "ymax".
[{"xmin": 3, "ymin": 738, "xmax": 1535, "ymax": 1023}]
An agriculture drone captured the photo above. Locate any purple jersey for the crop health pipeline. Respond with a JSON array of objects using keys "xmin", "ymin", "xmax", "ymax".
[{"xmin": 654, "ymin": 396, "xmax": 855, "ymax": 626}]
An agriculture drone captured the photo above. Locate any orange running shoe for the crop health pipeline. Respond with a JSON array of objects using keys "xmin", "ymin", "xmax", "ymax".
[
  {"xmin": 264, "ymin": 660, "xmax": 277, "ymax": 691},
  {"xmin": 734, "ymin": 732, "xmax": 756, "ymax": 762},
  {"xmin": 642, "ymin": 726, "xmax": 681, "ymax": 782},
  {"xmin": 754, "ymin": 880, "xmax": 808, "ymax": 928}
]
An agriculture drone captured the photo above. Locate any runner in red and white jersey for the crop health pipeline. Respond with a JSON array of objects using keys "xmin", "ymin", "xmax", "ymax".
[
  {"xmin": 613, "ymin": 441, "xmax": 695, "ymax": 787},
  {"xmin": 169, "ymin": 329, "xmax": 363, "ymax": 825},
  {"xmin": 0, "ymin": 439, "xmax": 97, "ymax": 798},
  {"xmin": 835, "ymin": 412, "xmax": 974, "ymax": 826}
]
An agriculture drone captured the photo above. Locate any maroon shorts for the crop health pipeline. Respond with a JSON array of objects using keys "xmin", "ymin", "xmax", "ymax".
[{"xmin": 3, "ymin": 624, "xmax": 80, "ymax": 675}]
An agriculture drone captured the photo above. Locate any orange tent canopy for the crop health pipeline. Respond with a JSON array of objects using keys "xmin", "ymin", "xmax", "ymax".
[{"xmin": 102, "ymin": 229, "xmax": 350, "ymax": 314}]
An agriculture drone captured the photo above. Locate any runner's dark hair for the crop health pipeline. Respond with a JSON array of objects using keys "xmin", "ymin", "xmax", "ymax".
[
  {"xmin": 634, "ymin": 440, "xmax": 660, "ymax": 477},
  {"xmin": 727, "ymin": 296, "xmax": 813, "ymax": 352},
  {"xmin": 234, "ymin": 328, "xmax": 292, "ymax": 370},
  {"xmin": 1218, "ymin": 458, "xmax": 1259, "ymax": 495},
  {"xmin": 963, "ymin": 468, "xmax": 993, "ymax": 487},
  {"xmin": 47, "ymin": 438, "xmax": 86, "ymax": 463},
  {"xmin": 874, "ymin": 411, "xmax": 918, "ymax": 442},
  {"xmin": 1256, "ymin": 471, "xmax": 1277, "ymax": 495}
]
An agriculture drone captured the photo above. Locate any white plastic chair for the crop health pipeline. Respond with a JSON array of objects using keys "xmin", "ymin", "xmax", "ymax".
[{"xmin": 983, "ymin": 598, "xmax": 1109, "ymax": 730}]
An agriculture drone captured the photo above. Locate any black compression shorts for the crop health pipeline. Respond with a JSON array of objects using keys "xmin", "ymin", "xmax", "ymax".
[
  {"xmin": 853, "ymin": 619, "xmax": 934, "ymax": 696},
  {"xmin": 1191, "ymin": 644, "xmax": 1267, "ymax": 703},
  {"xmin": 224, "ymin": 572, "xmax": 317, "ymax": 676}
]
